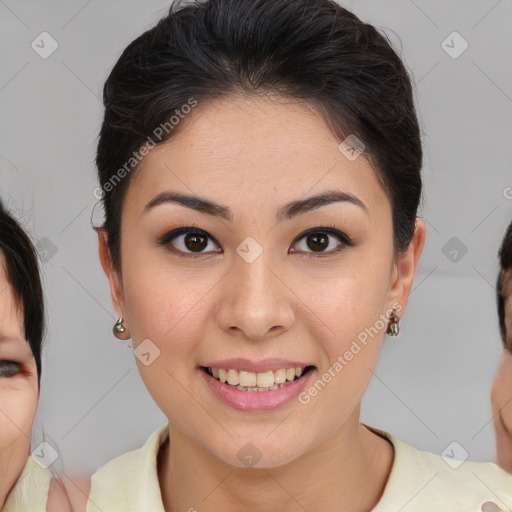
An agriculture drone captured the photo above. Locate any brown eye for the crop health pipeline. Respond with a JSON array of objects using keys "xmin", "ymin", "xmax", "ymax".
[
  {"xmin": 306, "ymin": 233, "xmax": 329, "ymax": 252},
  {"xmin": 158, "ymin": 226, "xmax": 222, "ymax": 258},
  {"xmin": 183, "ymin": 232, "xmax": 208, "ymax": 252},
  {"xmin": 290, "ymin": 227, "xmax": 354, "ymax": 257}
]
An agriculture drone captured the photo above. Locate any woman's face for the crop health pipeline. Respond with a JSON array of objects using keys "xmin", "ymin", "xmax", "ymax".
[
  {"xmin": 491, "ymin": 274, "xmax": 512, "ymax": 471},
  {"xmin": 100, "ymin": 94, "xmax": 425, "ymax": 467},
  {"xmin": 0, "ymin": 253, "xmax": 38, "ymax": 506}
]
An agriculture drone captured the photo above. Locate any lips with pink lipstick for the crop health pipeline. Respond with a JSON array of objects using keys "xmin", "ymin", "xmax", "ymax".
[{"xmin": 199, "ymin": 359, "xmax": 316, "ymax": 411}]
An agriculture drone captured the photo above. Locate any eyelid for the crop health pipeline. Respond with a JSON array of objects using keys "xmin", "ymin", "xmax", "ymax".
[
  {"xmin": 157, "ymin": 222, "xmax": 222, "ymax": 258},
  {"xmin": 157, "ymin": 223, "xmax": 353, "ymax": 258},
  {"xmin": 157, "ymin": 224, "xmax": 215, "ymax": 246},
  {"xmin": 290, "ymin": 226, "xmax": 354, "ymax": 247}
]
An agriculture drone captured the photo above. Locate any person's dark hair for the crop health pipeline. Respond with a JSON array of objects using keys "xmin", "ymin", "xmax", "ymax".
[
  {"xmin": 96, "ymin": 0, "xmax": 422, "ymax": 271},
  {"xmin": 0, "ymin": 199, "xmax": 44, "ymax": 384},
  {"xmin": 497, "ymin": 220, "xmax": 512, "ymax": 351}
]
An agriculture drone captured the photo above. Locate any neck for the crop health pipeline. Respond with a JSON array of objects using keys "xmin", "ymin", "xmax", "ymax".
[{"xmin": 158, "ymin": 410, "xmax": 394, "ymax": 512}]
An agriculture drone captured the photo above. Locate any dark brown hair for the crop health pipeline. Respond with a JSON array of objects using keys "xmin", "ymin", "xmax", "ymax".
[{"xmin": 96, "ymin": 0, "xmax": 422, "ymax": 271}]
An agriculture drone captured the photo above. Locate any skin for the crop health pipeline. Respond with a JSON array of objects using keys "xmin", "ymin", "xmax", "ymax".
[
  {"xmin": 0, "ymin": 252, "xmax": 39, "ymax": 509},
  {"xmin": 99, "ymin": 93, "xmax": 426, "ymax": 511},
  {"xmin": 491, "ymin": 274, "xmax": 512, "ymax": 473},
  {"xmin": 0, "ymin": 253, "xmax": 72, "ymax": 511},
  {"xmin": 46, "ymin": 479, "xmax": 74, "ymax": 512}
]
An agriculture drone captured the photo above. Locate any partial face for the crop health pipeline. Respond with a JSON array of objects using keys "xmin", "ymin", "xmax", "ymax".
[
  {"xmin": 492, "ymin": 272, "xmax": 512, "ymax": 472},
  {"xmin": 503, "ymin": 274, "xmax": 512, "ymax": 350},
  {"xmin": 102, "ymin": 94, "xmax": 422, "ymax": 467},
  {"xmin": 0, "ymin": 253, "xmax": 38, "ymax": 506}
]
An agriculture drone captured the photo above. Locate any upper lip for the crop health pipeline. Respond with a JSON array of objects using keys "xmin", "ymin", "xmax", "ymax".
[{"xmin": 201, "ymin": 358, "xmax": 314, "ymax": 373}]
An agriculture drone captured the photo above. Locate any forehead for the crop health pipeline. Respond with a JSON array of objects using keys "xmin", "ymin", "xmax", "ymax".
[
  {"xmin": 0, "ymin": 252, "xmax": 25, "ymax": 344},
  {"xmin": 127, "ymin": 94, "xmax": 390, "ymax": 221}
]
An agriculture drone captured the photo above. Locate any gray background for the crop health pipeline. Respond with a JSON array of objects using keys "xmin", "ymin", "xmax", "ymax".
[{"xmin": 0, "ymin": 0, "xmax": 511, "ymax": 474}]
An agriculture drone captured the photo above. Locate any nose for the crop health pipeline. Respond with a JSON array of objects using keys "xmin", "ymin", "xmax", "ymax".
[{"xmin": 216, "ymin": 250, "xmax": 296, "ymax": 341}]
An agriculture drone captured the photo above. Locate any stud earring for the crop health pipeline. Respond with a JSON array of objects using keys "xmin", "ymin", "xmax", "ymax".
[
  {"xmin": 387, "ymin": 311, "xmax": 399, "ymax": 336},
  {"xmin": 113, "ymin": 317, "xmax": 127, "ymax": 339}
]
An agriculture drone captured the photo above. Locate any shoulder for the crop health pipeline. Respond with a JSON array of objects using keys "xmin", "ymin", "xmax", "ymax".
[
  {"xmin": 87, "ymin": 425, "xmax": 168, "ymax": 512},
  {"xmin": 369, "ymin": 426, "xmax": 512, "ymax": 511},
  {"xmin": 2, "ymin": 455, "xmax": 53, "ymax": 511},
  {"xmin": 409, "ymin": 440, "xmax": 512, "ymax": 494}
]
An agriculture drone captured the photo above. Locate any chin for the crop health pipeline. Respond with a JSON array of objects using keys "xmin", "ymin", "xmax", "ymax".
[{"xmin": 208, "ymin": 433, "xmax": 310, "ymax": 469}]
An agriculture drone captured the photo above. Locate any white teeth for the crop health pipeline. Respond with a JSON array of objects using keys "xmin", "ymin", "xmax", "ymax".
[
  {"xmin": 239, "ymin": 370, "xmax": 256, "ymax": 387},
  {"xmin": 257, "ymin": 371, "xmax": 274, "ymax": 388},
  {"xmin": 274, "ymin": 368, "xmax": 286, "ymax": 384},
  {"xmin": 207, "ymin": 366, "xmax": 308, "ymax": 389},
  {"xmin": 227, "ymin": 369, "xmax": 239, "ymax": 386}
]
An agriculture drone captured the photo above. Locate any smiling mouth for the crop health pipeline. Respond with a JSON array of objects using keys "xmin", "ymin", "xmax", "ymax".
[{"xmin": 201, "ymin": 365, "xmax": 315, "ymax": 392}]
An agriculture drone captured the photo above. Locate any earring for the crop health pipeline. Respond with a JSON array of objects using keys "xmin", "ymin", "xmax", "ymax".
[
  {"xmin": 387, "ymin": 311, "xmax": 399, "ymax": 336},
  {"xmin": 113, "ymin": 317, "xmax": 127, "ymax": 339}
]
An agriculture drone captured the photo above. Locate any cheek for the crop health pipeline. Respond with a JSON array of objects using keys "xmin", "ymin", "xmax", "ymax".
[
  {"xmin": 295, "ymin": 253, "xmax": 392, "ymax": 416},
  {"xmin": 492, "ymin": 357, "xmax": 512, "ymax": 431},
  {"xmin": 505, "ymin": 299, "xmax": 512, "ymax": 348},
  {"xmin": 121, "ymin": 255, "xmax": 214, "ymax": 410},
  {"xmin": 123, "ymin": 258, "xmax": 213, "ymax": 350},
  {"xmin": 0, "ymin": 382, "xmax": 38, "ymax": 453},
  {"xmin": 312, "ymin": 250, "xmax": 392, "ymax": 352},
  {"xmin": 121, "ymin": 222, "xmax": 233, "ymax": 353}
]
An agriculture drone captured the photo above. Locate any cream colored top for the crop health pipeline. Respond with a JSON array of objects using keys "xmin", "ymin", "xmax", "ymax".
[
  {"xmin": 3, "ymin": 455, "xmax": 52, "ymax": 512},
  {"xmin": 87, "ymin": 424, "xmax": 512, "ymax": 512}
]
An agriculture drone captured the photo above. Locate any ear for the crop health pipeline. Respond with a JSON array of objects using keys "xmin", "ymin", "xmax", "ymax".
[
  {"xmin": 97, "ymin": 228, "xmax": 127, "ymax": 321},
  {"xmin": 386, "ymin": 218, "xmax": 426, "ymax": 316}
]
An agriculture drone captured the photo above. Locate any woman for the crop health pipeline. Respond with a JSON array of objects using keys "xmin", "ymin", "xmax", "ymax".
[
  {"xmin": 0, "ymin": 200, "xmax": 71, "ymax": 511},
  {"xmin": 88, "ymin": 0, "xmax": 512, "ymax": 510},
  {"xmin": 492, "ymin": 220, "xmax": 512, "ymax": 472}
]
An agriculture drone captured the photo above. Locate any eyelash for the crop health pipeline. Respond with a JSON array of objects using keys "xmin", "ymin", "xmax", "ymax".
[
  {"xmin": 157, "ymin": 222, "xmax": 354, "ymax": 259},
  {"xmin": 0, "ymin": 360, "xmax": 24, "ymax": 378}
]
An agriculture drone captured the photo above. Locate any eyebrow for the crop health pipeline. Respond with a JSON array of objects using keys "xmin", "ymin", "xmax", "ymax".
[{"xmin": 144, "ymin": 189, "xmax": 368, "ymax": 222}]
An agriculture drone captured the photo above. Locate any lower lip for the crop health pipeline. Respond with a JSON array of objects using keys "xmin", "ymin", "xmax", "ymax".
[{"xmin": 199, "ymin": 368, "xmax": 314, "ymax": 412}]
